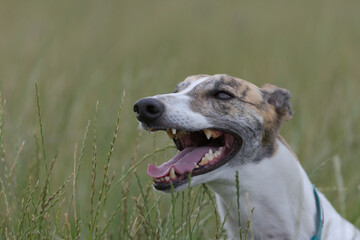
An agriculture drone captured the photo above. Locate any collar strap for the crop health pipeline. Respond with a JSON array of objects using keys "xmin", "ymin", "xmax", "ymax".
[{"xmin": 311, "ymin": 185, "xmax": 324, "ymax": 240}]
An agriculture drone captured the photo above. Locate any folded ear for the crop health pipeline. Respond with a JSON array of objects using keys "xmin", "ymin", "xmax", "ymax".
[{"xmin": 261, "ymin": 84, "xmax": 293, "ymax": 122}]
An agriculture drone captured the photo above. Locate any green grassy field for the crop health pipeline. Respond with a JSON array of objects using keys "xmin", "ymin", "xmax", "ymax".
[{"xmin": 0, "ymin": 0, "xmax": 359, "ymax": 239}]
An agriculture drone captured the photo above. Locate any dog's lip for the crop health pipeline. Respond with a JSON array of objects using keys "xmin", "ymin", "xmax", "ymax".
[{"xmin": 150, "ymin": 127, "xmax": 242, "ymax": 191}]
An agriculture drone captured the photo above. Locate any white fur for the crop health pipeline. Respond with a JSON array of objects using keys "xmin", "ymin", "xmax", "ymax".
[
  {"xmin": 152, "ymin": 77, "xmax": 210, "ymax": 131},
  {"xmin": 189, "ymin": 140, "xmax": 360, "ymax": 240}
]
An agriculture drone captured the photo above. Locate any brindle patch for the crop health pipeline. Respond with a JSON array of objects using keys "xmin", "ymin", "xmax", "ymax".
[
  {"xmin": 240, "ymin": 85, "xmax": 250, "ymax": 99},
  {"xmin": 183, "ymin": 74, "xmax": 292, "ymax": 162}
]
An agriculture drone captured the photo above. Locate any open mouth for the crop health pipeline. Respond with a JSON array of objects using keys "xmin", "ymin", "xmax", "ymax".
[{"xmin": 147, "ymin": 128, "xmax": 242, "ymax": 190}]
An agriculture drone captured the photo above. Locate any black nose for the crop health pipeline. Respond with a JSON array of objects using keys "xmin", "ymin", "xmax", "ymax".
[{"xmin": 133, "ymin": 98, "xmax": 165, "ymax": 123}]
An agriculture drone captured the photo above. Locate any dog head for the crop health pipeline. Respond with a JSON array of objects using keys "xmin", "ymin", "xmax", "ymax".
[{"xmin": 134, "ymin": 74, "xmax": 292, "ymax": 192}]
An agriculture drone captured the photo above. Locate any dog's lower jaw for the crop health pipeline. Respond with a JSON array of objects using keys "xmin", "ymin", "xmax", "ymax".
[{"xmin": 206, "ymin": 139, "xmax": 360, "ymax": 240}]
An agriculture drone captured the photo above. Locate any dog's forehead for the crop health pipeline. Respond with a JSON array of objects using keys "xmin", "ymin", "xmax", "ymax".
[
  {"xmin": 175, "ymin": 74, "xmax": 210, "ymax": 92},
  {"xmin": 178, "ymin": 74, "xmax": 264, "ymax": 104}
]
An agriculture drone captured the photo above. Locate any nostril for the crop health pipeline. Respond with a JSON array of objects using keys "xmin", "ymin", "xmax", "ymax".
[
  {"xmin": 133, "ymin": 105, "xmax": 139, "ymax": 114},
  {"xmin": 146, "ymin": 105, "xmax": 160, "ymax": 114}
]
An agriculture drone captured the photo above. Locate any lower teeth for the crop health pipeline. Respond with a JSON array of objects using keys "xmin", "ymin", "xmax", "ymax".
[{"xmin": 154, "ymin": 146, "xmax": 225, "ymax": 183}]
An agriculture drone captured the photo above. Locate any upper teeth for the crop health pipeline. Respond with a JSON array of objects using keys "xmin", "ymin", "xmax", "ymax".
[
  {"xmin": 166, "ymin": 129, "xmax": 175, "ymax": 139},
  {"xmin": 166, "ymin": 129, "xmax": 222, "ymax": 140},
  {"xmin": 166, "ymin": 129, "xmax": 180, "ymax": 139},
  {"xmin": 203, "ymin": 129, "xmax": 222, "ymax": 140}
]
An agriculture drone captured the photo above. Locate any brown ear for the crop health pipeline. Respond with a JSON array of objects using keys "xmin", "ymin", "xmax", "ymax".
[{"xmin": 261, "ymin": 84, "xmax": 293, "ymax": 122}]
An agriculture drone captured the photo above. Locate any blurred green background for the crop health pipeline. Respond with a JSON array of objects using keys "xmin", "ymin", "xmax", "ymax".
[{"xmin": 1, "ymin": 0, "xmax": 359, "ymax": 236}]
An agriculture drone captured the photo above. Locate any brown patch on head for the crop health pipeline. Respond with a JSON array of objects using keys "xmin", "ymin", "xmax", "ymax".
[
  {"xmin": 211, "ymin": 74, "xmax": 265, "ymax": 105},
  {"xmin": 186, "ymin": 74, "xmax": 266, "ymax": 117}
]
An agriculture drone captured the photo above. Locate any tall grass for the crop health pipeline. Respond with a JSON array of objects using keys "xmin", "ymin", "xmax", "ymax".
[
  {"xmin": 0, "ymin": 0, "xmax": 360, "ymax": 238},
  {"xmin": 0, "ymin": 86, "xmax": 229, "ymax": 239}
]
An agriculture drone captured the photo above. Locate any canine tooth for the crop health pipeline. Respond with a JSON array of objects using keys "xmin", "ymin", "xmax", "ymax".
[
  {"xmin": 155, "ymin": 178, "xmax": 160, "ymax": 183},
  {"xmin": 194, "ymin": 163, "xmax": 199, "ymax": 168},
  {"xmin": 169, "ymin": 167, "xmax": 176, "ymax": 179},
  {"xmin": 204, "ymin": 129, "xmax": 222, "ymax": 139},
  {"xmin": 165, "ymin": 176, "xmax": 170, "ymax": 181},
  {"xmin": 204, "ymin": 129, "xmax": 212, "ymax": 140},
  {"xmin": 166, "ymin": 129, "xmax": 175, "ymax": 139},
  {"xmin": 172, "ymin": 128, "xmax": 177, "ymax": 135}
]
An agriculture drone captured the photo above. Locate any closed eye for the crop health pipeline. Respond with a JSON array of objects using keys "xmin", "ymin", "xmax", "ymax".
[{"xmin": 214, "ymin": 91, "xmax": 234, "ymax": 100}]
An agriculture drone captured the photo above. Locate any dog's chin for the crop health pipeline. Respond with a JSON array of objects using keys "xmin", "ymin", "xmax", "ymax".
[{"xmin": 147, "ymin": 128, "xmax": 242, "ymax": 192}]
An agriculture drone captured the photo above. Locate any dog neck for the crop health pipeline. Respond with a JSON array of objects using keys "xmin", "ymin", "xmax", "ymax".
[{"xmin": 206, "ymin": 139, "xmax": 317, "ymax": 240}]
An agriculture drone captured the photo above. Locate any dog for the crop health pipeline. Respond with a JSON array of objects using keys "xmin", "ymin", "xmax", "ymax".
[{"xmin": 133, "ymin": 74, "xmax": 360, "ymax": 240}]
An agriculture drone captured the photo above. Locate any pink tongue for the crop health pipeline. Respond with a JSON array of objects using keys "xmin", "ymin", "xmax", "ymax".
[{"xmin": 147, "ymin": 147, "xmax": 216, "ymax": 178}]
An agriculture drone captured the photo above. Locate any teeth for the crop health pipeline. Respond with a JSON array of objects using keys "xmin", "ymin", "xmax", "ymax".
[
  {"xmin": 165, "ymin": 176, "xmax": 170, "ymax": 181},
  {"xmin": 198, "ymin": 147, "xmax": 225, "ymax": 166},
  {"xmin": 214, "ymin": 147, "xmax": 223, "ymax": 158},
  {"xmin": 166, "ymin": 129, "xmax": 175, "ymax": 139},
  {"xmin": 167, "ymin": 129, "xmax": 183, "ymax": 139},
  {"xmin": 203, "ymin": 129, "xmax": 222, "ymax": 140},
  {"xmin": 199, "ymin": 159, "xmax": 208, "ymax": 166},
  {"xmin": 206, "ymin": 149, "xmax": 215, "ymax": 161},
  {"xmin": 169, "ymin": 167, "xmax": 176, "ymax": 179},
  {"xmin": 204, "ymin": 129, "xmax": 212, "ymax": 140}
]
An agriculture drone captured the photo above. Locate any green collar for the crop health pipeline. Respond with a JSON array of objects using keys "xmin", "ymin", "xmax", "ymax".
[{"xmin": 311, "ymin": 186, "xmax": 324, "ymax": 240}]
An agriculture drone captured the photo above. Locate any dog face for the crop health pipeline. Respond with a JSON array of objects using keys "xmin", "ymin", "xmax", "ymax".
[{"xmin": 134, "ymin": 74, "xmax": 292, "ymax": 192}]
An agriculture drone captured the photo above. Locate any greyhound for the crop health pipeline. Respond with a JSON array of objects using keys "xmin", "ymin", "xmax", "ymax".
[{"xmin": 133, "ymin": 74, "xmax": 360, "ymax": 240}]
